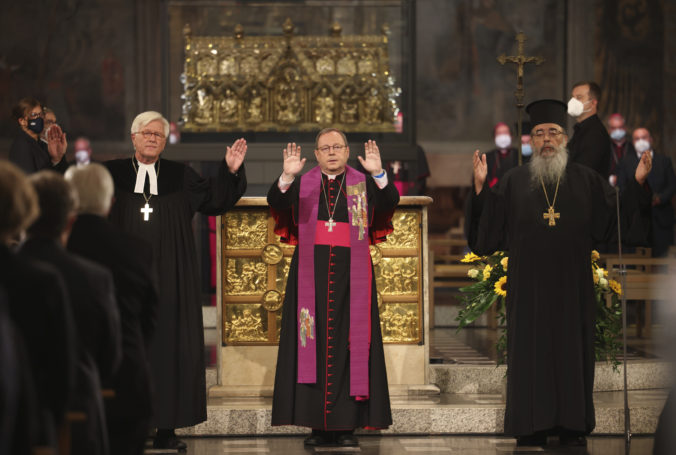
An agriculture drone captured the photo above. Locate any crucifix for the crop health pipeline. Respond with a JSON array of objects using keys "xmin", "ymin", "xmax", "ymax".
[
  {"xmin": 141, "ymin": 203, "xmax": 153, "ymax": 221},
  {"xmin": 543, "ymin": 206, "xmax": 560, "ymax": 227},
  {"xmin": 497, "ymin": 32, "xmax": 545, "ymax": 165},
  {"xmin": 325, "ymin": 218, "xmax": 336, "ymax": 232}
]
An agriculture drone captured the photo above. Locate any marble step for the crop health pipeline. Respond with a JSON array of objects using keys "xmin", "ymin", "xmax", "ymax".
[
  {"xmin": 430, "ymin": 360, "xmax": 673, "ymax": 394},
  {"xmin": 177, "ymin": 389, "xmax": 667, "ymax": 436}
]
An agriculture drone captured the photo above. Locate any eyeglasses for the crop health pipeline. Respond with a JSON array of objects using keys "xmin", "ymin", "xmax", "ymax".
[
  {"xmin": 138, "ymin": 130, "xmax": 166, "ymax": 140},
  {"xmin": 27, "ymin": 111, "xmax": 44, "ymax": 120},
  {"xmin": 317, "ymin": 144, "xmax": 346, "ymax": 153},
  {"xmin": 532, "ymin": 128, "xmax": 565, "ymax": 139}
]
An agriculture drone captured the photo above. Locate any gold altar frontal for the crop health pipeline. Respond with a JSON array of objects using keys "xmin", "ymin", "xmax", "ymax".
[{"xmin": 212, "ymin": 196, "xmax": 433, "ymax": 397}]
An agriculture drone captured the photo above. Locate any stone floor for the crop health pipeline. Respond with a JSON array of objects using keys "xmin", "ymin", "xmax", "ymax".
[{"xmin": 144, "ymin": 434, "xmax": 655, "ymax": 454}]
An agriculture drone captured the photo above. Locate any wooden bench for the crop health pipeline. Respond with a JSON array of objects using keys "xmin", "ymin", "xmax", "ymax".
[{"xmin": 605, "ymin": 257, "xmax": 676, "ymax": 337}]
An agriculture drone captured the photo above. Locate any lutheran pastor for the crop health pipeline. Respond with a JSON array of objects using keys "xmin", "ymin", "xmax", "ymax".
[
  {"xmin": 269, "ymin": 129, "xmax": 398, "ymax": 447},
  {"xmin": 104, "ymin": 111, "xmax": 247, "ymax": 450}
]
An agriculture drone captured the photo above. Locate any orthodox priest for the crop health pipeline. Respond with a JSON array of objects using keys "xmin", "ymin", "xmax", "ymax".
[
  {"xmin": 104, "ymin": 111, "xmax": 247, "ymax": 450},
  {"xmin": 269, "ymin": 129, "xmax": 398, "ymax": 447},
  {"xmin": 466, "ymin": 100, "xmax": 652, "ymax": 448}
]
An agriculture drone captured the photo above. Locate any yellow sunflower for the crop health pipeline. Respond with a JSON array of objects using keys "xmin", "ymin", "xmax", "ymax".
[
  {"xmin": 591, "ymin": 250, "xmax": 600, "ymax": 262},
  {"xmin": 593, "ymin": 270, "xmax": 600, "ymax": 284},
  {"xmin": 461, "ymin": 252, "xmax": 482, "ymax": 263},
  {"xmin": 494, "ymin": 276, "xmax": 507, "ymax": 297},
  {"xmin": 483, "ymin": 264, "xmax": 493, "ymax": 280},
  {"xmin": 500, "ymin": 257, "xmax": 508, "ymax": 271},
  {"xmin": 608, "ymin": 279, "xmax": 622, "ymax": 296}
]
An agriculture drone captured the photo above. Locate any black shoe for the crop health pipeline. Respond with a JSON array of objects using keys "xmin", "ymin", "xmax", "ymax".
[
  {"xmin": 304, "ymin": 434, "xmax": 331, "ymax": 446},
  {"xmin": 153, "ymin": 436, "xmax": 187, "ymax": 451},
  {"xmin": 560, "ymin": 433, "xmax": 587, "ymax": 447},
  {"xmin": 336, "ymin": 434, "xmax": 359, "ymax": 446},
  {"xmin": 516, "ymin": 433, "xmax": 546, "ymax": 447}
]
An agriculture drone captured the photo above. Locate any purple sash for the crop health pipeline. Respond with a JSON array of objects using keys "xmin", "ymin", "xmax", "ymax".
[{"xmin": 297, "ymin": 165, "xmax": 371, "ymax": 397}]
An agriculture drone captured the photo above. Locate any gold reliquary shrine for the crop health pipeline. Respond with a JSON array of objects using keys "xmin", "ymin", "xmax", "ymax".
[
  {"xmin": 220, "ymin": 197, "xmax": 428, "ymax": 346},
  {"xmin": 180, "ymin": 19, "xmax": 401, "ymax": 133}
]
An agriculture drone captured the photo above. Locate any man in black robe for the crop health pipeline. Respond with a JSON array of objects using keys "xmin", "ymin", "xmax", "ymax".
[
  {"xmin": 104, "ymin": 111, "xmax": 247, "ymax": 450},
  {"xmin": 567, "ymin": 81, "xmax": 612, "ymax": 179},
  {"xmin": 66, "ymin": 163, "xmax": 158, "ymax": 455},
  {"xmin": 22, "ymin": 171, "xmax": 122, "ymax": 455},
  {"xmin": 269, "ymin": 129, "xmax": 398, "ymax": 447},
  {"xmin": 467, "ymin": 99, "xmax": 652, "ymax": 447},
  {"xmin": 0, "ymin": 160, "xmax": 76, "ymax": 452}
]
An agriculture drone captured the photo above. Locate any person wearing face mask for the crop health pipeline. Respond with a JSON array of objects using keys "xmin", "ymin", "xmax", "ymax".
[
  {"xmin": 484, "ymin": 122, "xmax": 519, "ymax": 188},
  {"xmin": 566, "ymin": 81, "xmax": 611, "ymax": 179},
  {"xmin": 617, "ymin": 127, "xmax": 676, "ymax": 257},
  {"xmin": 8, "ymin": 97, "xmax": 68, "ymax": 174},
  {"xmin": 606, "ymin": 113, "xmax": 635, "ymax": 186},
  {"xmin": 72, "ymin": 137, "xmax": 94, "ymax": 166},
  {"xmin": 518, "ymin": 120, "xmax": 533, "ymax": 164}
]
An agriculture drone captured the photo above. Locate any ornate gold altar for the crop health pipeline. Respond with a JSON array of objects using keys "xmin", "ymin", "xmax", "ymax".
[
  {"xmin": 180, "ymin": 19, "xmax": 400, "ymax": 133},
  {"xmin": 214, "ymin": 196, "xmax": 432, "ymax": 396}
]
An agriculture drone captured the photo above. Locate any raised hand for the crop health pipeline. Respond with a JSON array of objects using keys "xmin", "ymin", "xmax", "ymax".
[
  {"xmin": 635, "ymin": 150, "xmax": 652, "ymax": 185},
  {"xmin": 282, "ymin": 142, "xmax": 306, "ymax": 182},
  {"xmin": 357, "ymin": 140, "xmax": 383, "ymax": 175},
  {"xmin": 473, "ymin": 149, "xmax": 487, "ymax": 195},
  {"xmin": 47, "ymin": 124, "xmax": 67, "ymax": 164},
  {"xmin": 226, "ymin": 138, "xmax": 247, "ymax": 173}
]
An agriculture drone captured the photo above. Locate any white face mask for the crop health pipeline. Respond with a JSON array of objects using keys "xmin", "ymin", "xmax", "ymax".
[
  {"xmin": 634, "ymin": 139, "xmax": 651, "ymax": 154},
  {"xmin": 567, "ymin": 97, "xmax": 591, "ymax": 118},
  {"xmin": 495, "ymin": 134, "xmax": 512, "ymax": 149},
  {"xmin": 521, "ymin": 143, "xmax": 533, "ymax": 157},
  {"xmin": 610, "ymin": 129, "xmax": 626, "ymax": 141},
  {"xmin": 75, "ymin": 150, "xmax": 90, "ymax": 164}
]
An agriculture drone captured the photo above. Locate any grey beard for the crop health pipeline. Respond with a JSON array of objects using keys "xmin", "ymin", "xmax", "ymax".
[{"xmin": 529, "ymin": 144, "xmax": 568, "ymax": 187}]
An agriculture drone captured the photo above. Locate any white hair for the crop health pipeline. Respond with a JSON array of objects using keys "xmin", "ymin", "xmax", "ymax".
[
  {"xmin": 130, "ymin": 111, "xmax": 170, "ymax": 137},
  {"xmin": 65, "ymin": 163, "xmax": 114, "ymax": 216},
  {"xmin": 529, "ymin": 142, "xmax": 569, "ymax": 187}
]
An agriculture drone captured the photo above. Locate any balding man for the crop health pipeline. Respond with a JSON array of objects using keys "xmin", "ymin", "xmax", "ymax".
[{"xmin": 617, "ymin": 127, "xmax": 676, "ymax": 257}]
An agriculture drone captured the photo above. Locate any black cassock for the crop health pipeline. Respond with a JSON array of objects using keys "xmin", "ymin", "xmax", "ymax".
[
  {"xmin": 269, "ymin": 171, "xmax": 398, "ymax": 430},
  {"xmin": 466, "ymin": 162, "xmax": 650, "ymax": 436},
  {"xmin": 105, "ymin": 157, "xmax": 246, "ymax": 428}
]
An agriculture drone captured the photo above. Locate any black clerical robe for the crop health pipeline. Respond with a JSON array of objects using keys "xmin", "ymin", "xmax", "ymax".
[
  {"xmin": 466, "ymin": 162, "xmax": 650, "ymax": 436},
  {"xmin": 568, "ymin": 114, "xmax": 612, "ymax": 179},
  {"xmin": 105, "ymin": 157, "xmax": 246, "ymax": 428},
  {"xmin": 269, "ymin": 170, "xmax": 397, "ymax": 430}
]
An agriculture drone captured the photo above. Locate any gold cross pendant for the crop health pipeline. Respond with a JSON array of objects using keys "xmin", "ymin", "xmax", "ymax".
[{"xmin": 543, "ymin": 206, "xmax": 560, "ymax": 226}]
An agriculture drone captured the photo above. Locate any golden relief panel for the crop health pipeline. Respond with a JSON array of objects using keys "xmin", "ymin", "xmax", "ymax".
[
  {"xmin": 375, "ymin": 257, "xmax": 418, "ymax": 295},
  {"xmin": 276, "ymin": 258, "xmax": 292, "ymax": 293},
  {"xmin": 379, "ymin": 303, "xmax": 420, "ymax": 343},
  {"xmin": 380, "ymin": 210, "xmax": 419, "ymax": 249},
  {"xmin": 224, "ymin": 258, "xmax": 268, "ymax": 295},
  {"xmin": 180, "ymin": 20, "xmax": 400, "ymax": 133},
  {"xmin": 224, "ymin": 211, "xmax": 268, "ymax": 249},
  {"xmin": 224, "ymin": 304, "xmax": 268, "ymax": 342}
]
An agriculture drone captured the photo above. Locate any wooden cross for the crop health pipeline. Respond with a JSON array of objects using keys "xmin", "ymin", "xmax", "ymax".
[
  {"xmin": 543, "ymin": 206, "xmax": 560, "ymax": 226},
  {"xmin": 497, "ymin": 32, "xmax": 544, "ymax": 165},
  {"xmin": 325, "ymin": 218, "xmax": 336, "ymax": 232},
  {"xmin": 141, "ymin": 203, "xmax": 153, "ymax": 221}
]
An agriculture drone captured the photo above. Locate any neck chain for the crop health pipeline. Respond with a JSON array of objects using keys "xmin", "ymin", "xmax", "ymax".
[
  {"xmin": 321, "ymin": 173, "xmax": 345, "ymax": 224},
  {"xmin": 131, "ymin": 157, "xmax": 161, "ymax": 203},
  {"xmin": 540, "ymin": 176, "xmax": 561, "ymax": 227}
]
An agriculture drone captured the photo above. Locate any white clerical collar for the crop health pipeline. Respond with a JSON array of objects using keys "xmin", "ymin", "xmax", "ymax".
[
  {"xmin": 636, "ymin": 150, "xmax": 654, "ymax": 160},
  {"xmin": 134, "ymin": 159, "xmax": 158, "ymax": 195},
  {"xmin": 322, "ymin": 170, "xmax": 345, "ymax": 180}
]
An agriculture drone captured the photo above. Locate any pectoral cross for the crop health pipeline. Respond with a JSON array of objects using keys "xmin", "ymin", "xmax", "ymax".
[
  {"xmin": 141, "ymin": 203, "xmax": 153, "ymax": 221},
  {"xmin": 325, "ymin": 218, "xmax": 336, "ymax": 232},
  {"xmin": 543, "ymin": 206, "xmax": 560, "ymax": 226}
]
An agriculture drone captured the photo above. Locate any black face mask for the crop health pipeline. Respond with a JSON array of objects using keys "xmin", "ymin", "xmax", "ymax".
[{"xmin": 27, "ymin": 117, "xmax": 44, "ymax": 134}]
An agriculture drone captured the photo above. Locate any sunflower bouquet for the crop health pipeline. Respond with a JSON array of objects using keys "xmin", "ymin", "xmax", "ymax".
[{"xmin": 457, "ymin": 250, "xmax": 623, "ymax": 369}]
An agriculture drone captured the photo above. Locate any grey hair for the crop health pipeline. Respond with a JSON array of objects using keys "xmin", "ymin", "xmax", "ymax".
[
  {"xmin": 65, "ymin": 163, "xmax": 115, "ymax": 216},
  {"xmin": 130, "ymin": 111, "xmax": 170, "ymax": 137}
]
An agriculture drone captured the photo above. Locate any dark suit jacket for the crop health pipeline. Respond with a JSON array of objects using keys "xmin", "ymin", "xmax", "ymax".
[
  {"xmin": 617, "ymin": 150, "xmax": 676, "ymax": 256},
  {"xmin": 21, "ymin": 237, "xmax": 122, "ymax": 455},
  {"xmin": 67, "ymin": 214, "xmax": 158, "ymax": 419},
  {"xmin": 568, "ymin": 114, "xmax": 611, "ymax": 179},
  {"xmin": 8, "ymin": 129, "xmax": 68, "ymax": 174},
  {"xmin": 0, "ymin": 245, "xmax": 76, "ymax": 447}
]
